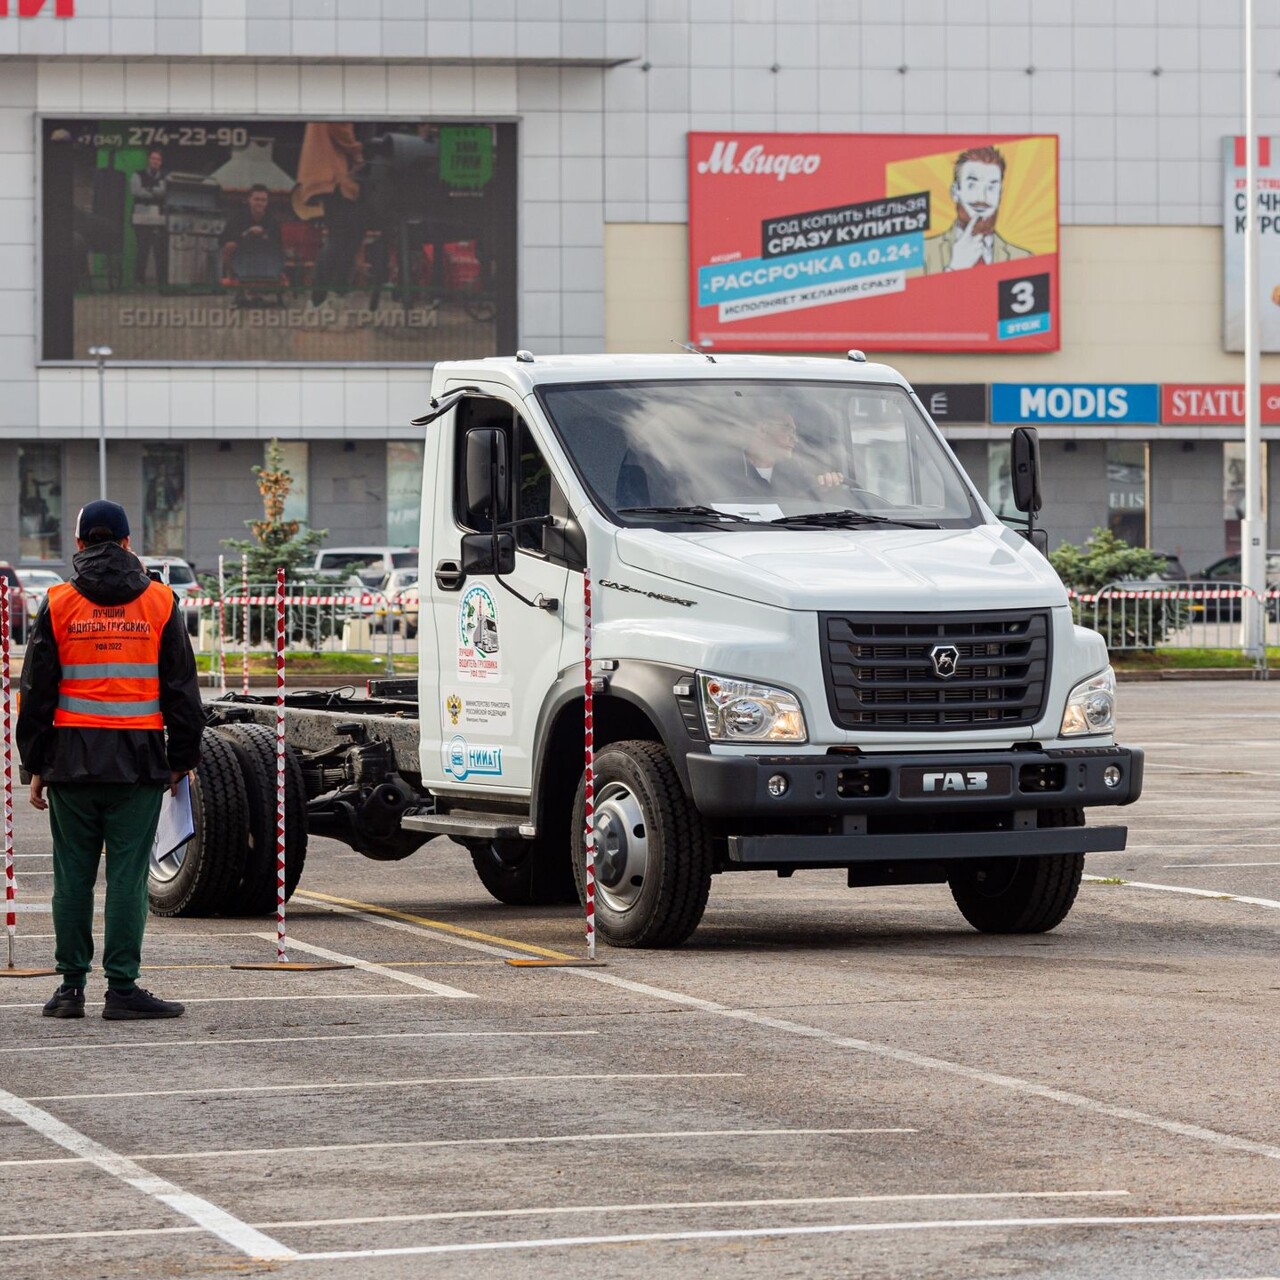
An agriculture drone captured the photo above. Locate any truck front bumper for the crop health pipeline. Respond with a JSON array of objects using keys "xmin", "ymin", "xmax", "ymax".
[{"xmin": 685, "ymin": 743, "xmax": 1143, "ymax": 866}]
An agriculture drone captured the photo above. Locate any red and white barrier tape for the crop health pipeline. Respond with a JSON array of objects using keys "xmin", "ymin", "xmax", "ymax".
[
  {"xmin": 187, "ymin": 593, "xmax": 386, "ymax": 607},
  {"xmin": 1069, "ymin": 587, "xmax": 1280, "ymax": 603},
  {"xmin": 275, "ymin": 566, "xmax": 287, "ymax": 964},
  {"xmin": 241, "ymin": 554, "xmax": 250, "ymax": 698},
  {"xmin": 582, "ymin": 568, "xmax": 596, "ymax": 962},
  {"xmin": 1, "ymin": 590, "xmax": 15, "ymax": 963}
]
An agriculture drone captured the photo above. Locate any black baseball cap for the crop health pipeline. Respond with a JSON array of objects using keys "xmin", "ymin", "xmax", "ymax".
[{"xmin": 75, "ymin": 500, "xmax": 130, "ymax": 542}]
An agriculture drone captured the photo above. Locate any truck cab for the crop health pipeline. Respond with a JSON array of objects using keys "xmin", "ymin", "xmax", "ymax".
[{"xmin": 402, "ymin": 353, "xmax": 1142, "ymax": 945}]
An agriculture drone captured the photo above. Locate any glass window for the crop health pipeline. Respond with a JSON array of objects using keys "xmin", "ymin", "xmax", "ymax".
[
  {"xmin": 1106, "ymin": 442, "xmax": 1148, "ymax": 547},
  {"xmin": 18, "ymin": 444, "xmax": 63, "ymax": 562},
  {"xmin": 515, "ymin": 418, "xmax": 557, "ymax": 552},
  {"xmin": 270, "ymin": 442, "xmax": 309, "ymax": 526},
  {"xmin": 142, "ymin": 444, "xmax": 186, "ymax": 556},
  {"xmin": 539, "ymin": 379, "xmax": 978, "ymax": 528},
  {"xmin": 1222, "ymin": 442, "xmax": 1267, "ymax": 556},
  {"xmin": 387, "ymin": 442, "xmax": 424, "ymax": 546},
  {"xmin": 985, "ymin": 442, "xmax": 1018, "ymax": 522}
]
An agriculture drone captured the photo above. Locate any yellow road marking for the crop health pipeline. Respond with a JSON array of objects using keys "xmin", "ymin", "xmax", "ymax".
[{"xmin": 295, "ymin": 890, "xmax": 576, "ymax": 961}]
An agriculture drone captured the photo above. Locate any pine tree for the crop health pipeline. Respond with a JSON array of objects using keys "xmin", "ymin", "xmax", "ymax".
[{"xmin": 222, "ymin": 439, "xmax": 327, "ymax": 584}]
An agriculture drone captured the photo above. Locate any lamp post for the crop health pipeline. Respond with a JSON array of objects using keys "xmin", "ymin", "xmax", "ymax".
[{"xmin": 88, "ymin": 345, "xmax": 112, "ymax": 499}]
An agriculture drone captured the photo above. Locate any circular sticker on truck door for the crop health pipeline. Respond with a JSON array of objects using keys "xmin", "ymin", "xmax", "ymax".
[{"xmin": 457, "ymin": 584, "xmax": 500, "ymax": 682}]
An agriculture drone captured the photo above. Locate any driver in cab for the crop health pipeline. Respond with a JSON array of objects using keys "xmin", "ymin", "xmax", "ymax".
[{"xmin": 737, "ymin": 407, "xmax": 844, "ymax": 498}]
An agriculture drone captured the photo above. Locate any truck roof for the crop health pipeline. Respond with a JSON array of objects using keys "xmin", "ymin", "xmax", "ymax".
[{"xmin": 429, "ymin": 352, "xmax": 913, "ymax": 396}]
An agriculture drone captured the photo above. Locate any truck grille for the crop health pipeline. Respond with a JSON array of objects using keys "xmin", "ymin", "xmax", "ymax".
[{"xmin": 821, "ymin": 611, "xmax": 1051, "ymax": 730}]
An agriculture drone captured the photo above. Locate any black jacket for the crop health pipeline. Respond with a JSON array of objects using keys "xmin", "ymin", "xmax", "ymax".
[{"xmin": 16, "ymin": 542, "xmax": 204, "ymax": 785}]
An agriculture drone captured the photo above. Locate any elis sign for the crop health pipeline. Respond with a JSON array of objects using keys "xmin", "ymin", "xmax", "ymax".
[{"xmin": 0, "ymin": 0, "xmax": 73, "ymax": 13}]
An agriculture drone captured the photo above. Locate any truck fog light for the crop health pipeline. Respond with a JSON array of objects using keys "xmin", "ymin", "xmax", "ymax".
[
  {"xmin": 767, "ymin": 774, "xmax": 789, "ymax": 798},
  {"xmin": 1103, "ymin": 765, "xmax": 1122, "ymax": 788}
]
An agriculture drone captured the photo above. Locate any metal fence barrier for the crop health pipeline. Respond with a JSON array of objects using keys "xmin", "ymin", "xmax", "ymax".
[{"xmin": 1072, "ymin": 581, "xmax": 1273, "ymax": 676}]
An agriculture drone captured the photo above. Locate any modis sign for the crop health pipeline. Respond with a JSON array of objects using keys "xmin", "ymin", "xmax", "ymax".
[
  {"xmin": 991, "ymin": 384, "xmax": 1159, "ymax": 425},
  {"xmin": 688, "ymin": 131, "xmax": 1059, "ymax": 353},
  {"xmin": 1161, "ymin": 383, "xmax": 1280, "ymax": 425},
  {"xmin": 0, "ymin": 0, "xmax": 74, "ymax": 14}
]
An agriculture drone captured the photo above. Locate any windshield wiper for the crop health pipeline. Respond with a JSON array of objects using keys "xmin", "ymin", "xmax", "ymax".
[
  {"xmin": 770, "ymin": 509, "xmax": 940, "ymax": 530},
  {"xmin": 617, "ymin": 505, "xmax": 755, "ymax": 524}
]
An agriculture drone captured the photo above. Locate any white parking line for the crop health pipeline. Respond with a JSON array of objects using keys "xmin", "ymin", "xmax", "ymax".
[
  {"xmin": 0, "ymin": 1127, "xmax": 914, "ymax": 1170},
  {"xmin": 3, "ymin": 1030, "xmax": 599, "ymax": 1056},
  {"xmin": 0, "ymin": 993, "xmax": 441, "ymax": 1011},
  {"xmin": 1083, "ymin": 875, "xmax": 1280, "ymax": 911},
  {"xmin": 251, "ymin": 933, "xmax": 475, "ymax": 998},
  {"xmin": 0, "ymin": 1190, "xmax": 1131, "ymax": 1245},
  {"xmin": 0, "ymin": 1085, "xmax": 293, "ymax": 1261},
  {"xmin": 28, "ymin": 1072, "xmax": 743, "ymax": 1104},
  {"xmin": 1161, "ymin": 862, "xmax": 1280, "ymax": 869},
  {"xmin": 260, "ymin": 1188, "xmax": 1131, "ymax": 1231},
  {"xmin": 315, "ymin": 896, "xmax": 1280, "ymax": 1166},
  {"xmin": 285, "ymin": 1211, "xmax": 1280, "ymax": 1261}
]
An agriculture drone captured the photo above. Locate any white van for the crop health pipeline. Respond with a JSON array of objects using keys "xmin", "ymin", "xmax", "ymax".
[{"xmin": 312, "ymin": 546, "xmax": 418, "ymax": 586}]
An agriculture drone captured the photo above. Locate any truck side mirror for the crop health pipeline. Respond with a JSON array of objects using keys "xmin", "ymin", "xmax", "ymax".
[
  {"xmin": 1010, "ymin": 427, "xmax": 1042, "ymax": 514},
  {"xmin": 460, "ymin": 531, "xmax": 516, "ymax": 577},
  {"xmin": 463, "ymin": 428, "xmax": 510, "ymax": 529}
]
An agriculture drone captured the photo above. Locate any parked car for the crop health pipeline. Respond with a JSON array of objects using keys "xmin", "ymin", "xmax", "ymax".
[
  {"xmin": 140, "ymin": 556, "xmax": 201, "ymax": 634},
  {"xmin": 1193, "ymin": 550, "xmax": 1280, "ymax": 621},
  {"xmin": 16, "ymin": 567, "xmax": 63, "ymax": 625},
  {"xmin": 313, "ymin": 546, "xmax": 418, "ymax": 587},
  {"xmin": 0, "ymin": 562, "xmax": 26, "ymax": 644},
  {"xmin": 373, "ymin": 568, "xmax": 419, "ymax": 634},
  {"xmin": 395, "ymin": 583, "xmax": 419, "ymax": 640}
]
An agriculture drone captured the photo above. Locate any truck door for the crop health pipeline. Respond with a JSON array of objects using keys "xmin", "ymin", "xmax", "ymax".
[{"xmin": 422, "ymin": 394, "xmax": 570, "ymax": 799}]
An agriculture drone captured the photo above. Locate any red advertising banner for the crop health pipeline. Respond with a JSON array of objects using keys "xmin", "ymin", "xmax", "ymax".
[
  {"xmin": 1161, "ymin": 384, "xmax": 1280, "ymax": 425},
  {"xmin": 688, "ymin": 132, "xmax": 1059, "ymax": 353}
]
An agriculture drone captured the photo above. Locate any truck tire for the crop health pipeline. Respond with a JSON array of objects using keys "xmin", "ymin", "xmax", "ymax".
[
  {"xmin": 468, "ymin": 838, "xmax": 578, "ymax": 907},
  {"xmin": 211, "ymin": 722, "xmax": 308, "ymax": 915},
  {"xmin": 148, "ymin": 730, "xmax": 248, "ymax": 918},
  {"xmin": 570, "ymin": 739, "xmax": 713, "ymax": 949},
  {"xmin": 947, "ymin": 808, "xmax": 1086, "ymax": 934}
]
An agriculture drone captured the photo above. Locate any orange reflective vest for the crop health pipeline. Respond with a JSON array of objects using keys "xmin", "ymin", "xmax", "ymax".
[{"xmin": 47, "ymin": 580, "xmax": 174, "ymax": 730}]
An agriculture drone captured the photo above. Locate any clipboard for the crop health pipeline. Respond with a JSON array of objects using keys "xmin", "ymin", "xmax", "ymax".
[{"xmin": 152, "ymin": 776, "xmax": 195, "ymax": 861}]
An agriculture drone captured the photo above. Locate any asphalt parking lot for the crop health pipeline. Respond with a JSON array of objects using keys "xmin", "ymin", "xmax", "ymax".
[{"xmin": 2, "ymin": 680, "xmax": 1280, "ymax": 1280}]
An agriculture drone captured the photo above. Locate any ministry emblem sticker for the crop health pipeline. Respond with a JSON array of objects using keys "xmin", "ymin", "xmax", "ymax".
[{"xmin": 929, "ymin": 644, "xmax": 961, "ymax": 679}]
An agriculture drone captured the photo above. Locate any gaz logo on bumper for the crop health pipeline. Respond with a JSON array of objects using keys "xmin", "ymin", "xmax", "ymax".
[{"xmin": 899, "ymin": 765, "xmax": 1013, "ymax": 798}]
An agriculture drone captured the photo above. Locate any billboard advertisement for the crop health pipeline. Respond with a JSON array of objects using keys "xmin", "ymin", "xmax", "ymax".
[
  {"xmin": 688, "ymin": 132, "xmax": 1058, "ymax": 353},
  {"xmin": 1223, "ymin": 136, "xmax": 1280, "ymax": 353},
  {"xmin": 41, "ymin": 118, "xmax": 517, "ymax": 364}
]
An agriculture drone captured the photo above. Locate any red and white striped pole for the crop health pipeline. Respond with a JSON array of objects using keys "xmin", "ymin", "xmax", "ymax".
[
  {"xmin": 2, "ymin": 588, "xmax": 16, "ymax": 968},
  {"xmin": 241, "ymin": 552, "xmax": 250, "ymax": 696},
  {"xmin": 274, "ymin": 565, "xmax": 287, "ymax": 964},
  {"xmin": 582, "ymin": 568, "xmax": 596, "ymax": 961},
  {"xmin": 217, "ymin": 554, "xmax": 227, "ymax": 694}
]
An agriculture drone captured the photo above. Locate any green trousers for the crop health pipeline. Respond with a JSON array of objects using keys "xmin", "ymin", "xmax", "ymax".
[{"xmin": 47, "ymin": 783, "xmax": 164, "ymax": 990}]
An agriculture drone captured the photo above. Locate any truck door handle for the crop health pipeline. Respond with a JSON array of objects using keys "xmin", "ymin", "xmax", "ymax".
[{"xmin": 434, "ymin": 559, "xmax": 465, "ymax": 592}]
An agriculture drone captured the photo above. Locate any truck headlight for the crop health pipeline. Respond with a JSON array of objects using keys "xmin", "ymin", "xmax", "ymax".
[
  {"xmin": 1060, "ymin": 667, "xmax": 1116, "ymax": 737},
  {"xmin": 698, "ymin": 673, "xmax": 807, "ymax": 743}
]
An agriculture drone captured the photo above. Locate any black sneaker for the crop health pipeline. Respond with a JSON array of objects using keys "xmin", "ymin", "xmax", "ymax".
[
  {"xmin": 103, "ymin": 987, "xmax": 185, "ymax": 1021},
  {"xmin": 42, "ymin": 984, "xmax": 85, "ymax": 1019}
]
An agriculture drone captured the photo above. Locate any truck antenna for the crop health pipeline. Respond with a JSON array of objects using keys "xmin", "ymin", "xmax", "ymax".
[{"xmin": 671, "ymin": 339, "xmax": 716, "ymax": 363}]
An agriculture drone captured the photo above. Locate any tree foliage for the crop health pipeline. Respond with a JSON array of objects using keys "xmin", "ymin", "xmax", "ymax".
[
  {"xmin": 222, "ymin": 439, "xmax": 328, "ymax": 583},
  {"xmin": 1050, "ymin": 527, "xmax": 1177, "ymax": 649}
]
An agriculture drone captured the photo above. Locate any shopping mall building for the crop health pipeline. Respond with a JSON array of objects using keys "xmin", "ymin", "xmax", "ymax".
[{"xmin": 1, "ymin": 1, "xmax": 1278, "ymax": 577}]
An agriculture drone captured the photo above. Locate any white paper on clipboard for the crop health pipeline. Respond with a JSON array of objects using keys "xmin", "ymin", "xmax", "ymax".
[{"xmin": 152, "ymin": 776, "xmax": 195, "ymax": 861}]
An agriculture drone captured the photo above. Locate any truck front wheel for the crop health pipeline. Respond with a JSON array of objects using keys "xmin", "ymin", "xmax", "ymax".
[
  {"xmin": 947, "ymin": 807, "xmax": 1086, "ymax": 934},
  {"xmin": 571, "ymin": 740, "xmax": 713, "ymax": 949}
]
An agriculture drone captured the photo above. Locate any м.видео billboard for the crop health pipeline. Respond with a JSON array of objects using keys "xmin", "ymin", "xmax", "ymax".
[
  {"xmin": 688, "ymin": 131, "xmax": 1059, "ymax": 353},
  {"xmin": 41, "ymin": 118, "xmax": 517, "ymax": 364}
]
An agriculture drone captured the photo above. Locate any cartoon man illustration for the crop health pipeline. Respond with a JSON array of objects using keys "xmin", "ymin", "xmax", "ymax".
[{"xmin": 923, "ymin": 145, "xmax": 1030, "ymax": 273}]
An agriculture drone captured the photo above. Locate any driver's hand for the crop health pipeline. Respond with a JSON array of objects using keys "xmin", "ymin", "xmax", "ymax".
[{"xmin": 815, "ymin": 471, "xmax": 845, "ymax": 488}]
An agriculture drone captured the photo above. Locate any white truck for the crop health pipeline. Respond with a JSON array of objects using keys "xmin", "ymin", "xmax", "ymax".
[{"xmin": 155, "ymin": 353, "xmax": 1142, "ymax": 946}]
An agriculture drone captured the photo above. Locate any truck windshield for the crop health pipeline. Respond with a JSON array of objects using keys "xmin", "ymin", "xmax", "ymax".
[{"xmin": 538, "ymin": 379, "xmax": 980, "ymax": 528}]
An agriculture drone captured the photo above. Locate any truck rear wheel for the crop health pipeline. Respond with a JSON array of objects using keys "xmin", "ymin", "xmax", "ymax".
[
  {"xmin": 570, "ymin": 739, "xmax": 713, "ymax": 949},
  {"xmin": 947, "ymin": 808, "xmax": 1086, "ymax": 934},
  {"xmin": 211, "ymin": 723, "xmax": 308, "ymax": 915},
  {"xmin": 468, "ymin": 839, "xmax": 577, "ymax": 906},
  {"xmin": 148, "ymin": 730, "xmax": 248, "ymax": 918}
]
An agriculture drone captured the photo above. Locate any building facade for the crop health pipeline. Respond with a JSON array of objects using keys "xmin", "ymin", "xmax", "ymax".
[{"xmin": 2, "ymin": 0, "xmax": 1279, "ymax": 576}]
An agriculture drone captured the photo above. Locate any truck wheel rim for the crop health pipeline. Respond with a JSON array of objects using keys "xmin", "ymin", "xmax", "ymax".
[
  {"xmin": 150, "ymin": 839, "xmax": 188, "ymax": 884},
  {"xmin": 592, "ymin": 781, "xmax": 648, "ymax": 914}
]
